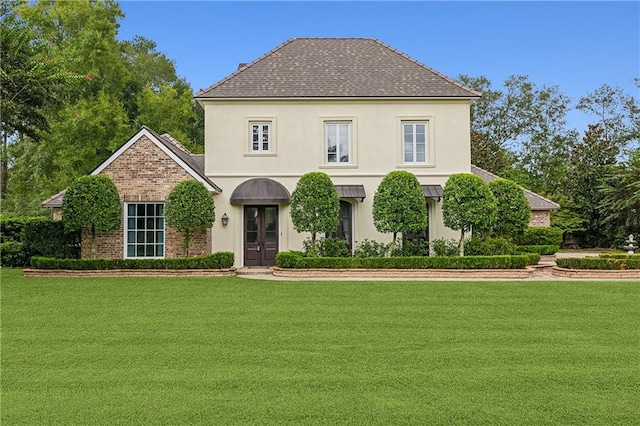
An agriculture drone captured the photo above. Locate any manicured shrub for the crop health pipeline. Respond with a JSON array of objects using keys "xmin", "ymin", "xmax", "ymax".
[
  {"xmin": 62, "ymin": 175, "xmax": 121, "ymax": 258},
  {"xmin": 372, "ymin": 171, "xmax": 427, "ymax": 244},
  {"xmin": 165, "ymin": 180, "xmax": 216, "ymax": 256},
  {"xmin": 556, "ymin": 257, "xmax": 640, "ymax": 270},
  {"xmin": 517, "ymin": 227, "xmax": 563, "ymax": 246},
  {"xmin": 516, "ymin": 245, "xmax": 560, "ymax": 255},
  {"xmin": 1, "ymin": 216, "xmax": 49, "ymax": 242},
  {"xmin": 465, "ymin": 237, "xmax": 517, "ymax": 256},
  {"xmin": 290, "ymin": 172, "xmax": 340, "ymax": 255},
  {"xmin": 431, "ymin": 239, "xmax": 459, "ymax": 257},
  {"xmin": 275, "ymin": 253, "xmax": 534, "ymax": 269},
  {"xmin": 486, "ymin": 178, "xmax": 530, "ymax": 238},
  {"xmin": 353, "ymin": 239, "xmax": 389, "ymax": 258},
  {"xmin": 599, "ymin": 253, "xmax": 640, "ymax": 259},
  {"xmin": 30, "ymin": 252, "xmax": 234, "ymax": 270},
  {"xmin": 0, "ymin": 241, "xmax": 28, "ymax": 267},
  {"xmin": 442, "ymin": 173, "xmax": 497, "ymax": 255}
]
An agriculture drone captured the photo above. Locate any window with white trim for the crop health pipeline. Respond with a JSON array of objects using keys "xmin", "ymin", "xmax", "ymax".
[
  {"xmin": 250, "ymin": 122, "xmax": 271, "ymax": 152},
  {"xmin": 326, "ymin": 122, "xmax": 350, "ymax": 163},
  {"xmin": 126, "ymin": 203, "xmax": 165, "ymax": 258},
  {"xmin": 403, "ymin": 122, "xmax": 428, "ymax": 164}
]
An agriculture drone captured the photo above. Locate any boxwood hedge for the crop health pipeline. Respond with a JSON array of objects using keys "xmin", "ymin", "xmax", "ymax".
[
  {"xmin": 30, "ymin": 252, "xmax": 234, "ymax": 270},
  {"xmin": 275, "ymin": 251, "xmax": 539, "ymax": 270},
  {"xmin": 556, "ymin": 257, "xmax": 640, "ymax": 270},
  {"xmin": 516, "ymin": 245, "xmax": 560, "ymax": 255}
]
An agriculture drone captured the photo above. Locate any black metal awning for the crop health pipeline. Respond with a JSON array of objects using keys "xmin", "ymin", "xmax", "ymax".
[
  {"xmin": 421, "ymin": 185, "xmax": 443, "ymax": 201},
  {"xmin": 230, "ymin": 178, "xmax": 291, "ymax": 205},
  {"xmin": 335, "ymin": 185, "xmax": 366, "ymax": 201}
]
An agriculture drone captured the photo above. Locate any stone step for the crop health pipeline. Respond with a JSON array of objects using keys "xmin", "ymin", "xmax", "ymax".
[{"xmin": 236, "ymin": 267, "xmax": 274, "ymax": 276}]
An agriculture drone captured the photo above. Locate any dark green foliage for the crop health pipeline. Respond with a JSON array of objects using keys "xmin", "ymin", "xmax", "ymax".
[
  {"xmin": 393, "ymin": 239, "xmax": 430, "ymax": 257},
  {"xmin": 556, "ymin": 257, "xmax": 640, "ymax": 270},
  {"xmin": 62, "ymin": 175, "xmax": 121, "ymax": 258},
  {"xmin": 372, "ymin": 171, "xmax": 427, "ymax": 243},
  {"xmin": 353, "ymin": 239, "xmax": 389, "ymax": 258},
  {"xmin": 165, "ymin": 180, "xmax": 216, "ymax": 256},
  {"xmin": 275, "ymin": 252, "xmax": 534, "ymax": 269},
  {"xmin": 303, "ymin": 237, "xmax": 350, "ymax": 258},
  {"xmin": 442, "ymin": 173, "xmax": 497, "ymax": 255},
  {"xmin": 486, "ymin": 178, "xmax": 530, "ymax": 238},
  {"xmin": 0, "ymin": 216, "xmax": 79, "ymax": 266},
  {"xmin": 599, "ymin": 253, "xmax": 640, "ymax": 259},
  {"xmin": 0, "ymin": 241, "xmax": 27, "ymax": 267},
  {"xmin": 516, "ymin": 245, "xmax": 560, "ymax": 255},
  {"xmin": 465, "ymin": 237, "xmax": 517, "ymax": 256},
  {"xmin": 30, "ymin": 252, "xmax": 234, "ymax": 270},
  {"xmin": 430, "ymin": 239, "xmax": 460, "ymax": 257},
  {"xmin": 290, "ymin": 172, "xmax": 340, "ymax": 253},
  {"xmin": 517, "ymin": 227, "xmax": 564, "ymax": 246}
]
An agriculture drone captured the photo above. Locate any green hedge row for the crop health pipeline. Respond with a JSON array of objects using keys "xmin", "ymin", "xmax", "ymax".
[
  {"xmin": 30, "ymin": 252, "xmax": 234, "ymax": 270},
  {"xmin": 275, "ymin": 252, "xmax": 539, "ymax": 270},
  {"xmin": 516, "ymin": 245, "xmax": 560, "ymax": 255},
  {"xmin": 516, "ymin": 227, "xmax": 563, "ymax": 246},
  {"xmin": 556, "ymin": 258, "xmax": 640, "ymax": 270},
  {"xmin": 598, "ymin": 253, "xmax": 640, "ymax": 259}
]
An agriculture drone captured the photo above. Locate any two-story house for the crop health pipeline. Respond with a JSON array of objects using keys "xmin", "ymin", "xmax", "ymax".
[{"xmin": 43, "ymin": 38, "xmax": 558, "ymax": 266}]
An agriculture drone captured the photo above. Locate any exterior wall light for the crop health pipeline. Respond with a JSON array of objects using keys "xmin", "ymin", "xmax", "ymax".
[{"xmin": 221, "ymin": 213, "xmax": 229, "ymax": 226}]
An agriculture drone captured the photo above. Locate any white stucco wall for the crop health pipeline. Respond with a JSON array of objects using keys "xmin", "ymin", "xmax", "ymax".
[{"xmin": 201, "ymin": 98, "xmax": 473, "ymax": 266}]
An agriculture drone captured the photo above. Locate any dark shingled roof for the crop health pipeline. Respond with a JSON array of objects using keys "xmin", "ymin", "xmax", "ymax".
[
  {"xmin": 196, "ymin": 38, "xmax": 480, "ymax": 99},
  {"xmin": 335, "ymin": 185, "xmax": 366, "ymax": 201},
  {"xmin": 422, "ymin": 185, "xmax": 444, "ymax": 200},
  {"xmin": 471, "ymin": 165, "xmax": 560, "ymax": 211}
]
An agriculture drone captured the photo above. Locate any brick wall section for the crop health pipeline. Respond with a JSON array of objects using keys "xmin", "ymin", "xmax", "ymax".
[
  {"xmin": 81, "ymin": 135, "xmax": 211, "ymax": 259},
  {"xmin": 529, "ymin": 210, "xmax": 551, "ymax": 227}
]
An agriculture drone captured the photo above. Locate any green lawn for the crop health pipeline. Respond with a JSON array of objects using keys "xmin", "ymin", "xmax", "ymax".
[{"xmin": 2, "ymin": 268, "xmax": 638, "ymax": 425}]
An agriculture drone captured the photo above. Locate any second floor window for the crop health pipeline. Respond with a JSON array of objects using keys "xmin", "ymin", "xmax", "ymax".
[
  {"xmin": 326, "ymin": 122, "xmax": 350, "ymax": 163},
  {"xmin": 403, "ymin": 122, "xmax": 427, "ymax": 164},
  {"xmin": 251, "ymin": 123, "xmax": 271, "ymax": 152}
]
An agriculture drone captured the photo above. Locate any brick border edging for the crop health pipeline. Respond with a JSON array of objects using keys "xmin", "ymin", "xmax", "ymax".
[
  {"xmin": 23, "ymin": 268, "xmax": 237, "ymax": 278},
  {"xmin": 551, "ymin": 266, "xmax": 640, "ymax": 279},
  {"xmin": 272, "ymin": 266, "xmax": 538, "ymax": 279}
]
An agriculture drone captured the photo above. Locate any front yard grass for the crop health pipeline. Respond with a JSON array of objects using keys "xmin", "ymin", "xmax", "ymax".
[{"xmin": 2, "ymin": 268, "xmax": 638, "ymax": 424}]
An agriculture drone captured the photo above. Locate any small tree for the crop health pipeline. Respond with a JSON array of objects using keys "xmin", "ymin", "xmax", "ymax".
[
  {"xmin": 372, "ymin": 170, "xmax": 427, "ymax": 246},
  {"xmin": 290, "ymin": 172, "xmax": 339, "ymax": 255},
  {"xmin": 442, "ymin": 173, "xmax": 497, "ymax": 256},
  {"xmin": 486, "ymin": 178, "xmax": 530, "ymax": 239},
  {"xmin": 165, "ymin": 180, "xmax": 216, "ymax": 256},
  {"xmin": 62, "ymin": 175, "xmax": 121, "ymax": 258}
]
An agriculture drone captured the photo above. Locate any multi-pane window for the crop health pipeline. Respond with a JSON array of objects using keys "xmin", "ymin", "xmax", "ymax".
[
  {"xmin": 326, "ymin": 123, "xmax": 350, "ymax": 163},
  {"xmin": 126, "ymin": 203, "xmax": 165, "ymax": 258},
  {"xmin": 403, "ymin": 122, "xmax": 427, "ymax": 163},
  {"xmin": 251, "ymin": 123, "xmax": 271, "ymax": 152}
]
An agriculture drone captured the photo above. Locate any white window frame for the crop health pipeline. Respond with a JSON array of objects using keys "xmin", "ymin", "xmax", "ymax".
[
  {"xmin": 245, "ymin": 117, "xmax": 277, "ymax": 156},
  {"xmin": 402, "ymin": 121, "xmax": 428, "ymax": 164},
  {"xmin": 325, "ymin": 122, "xmax": 351, "ymax": 164},
  {"xmin": 124, "ymin": 202, "xmax": 166, "ymax": 259},
  {"xmin": 250, "ymin": 122, "xmax": 271, "ymax": 152}
]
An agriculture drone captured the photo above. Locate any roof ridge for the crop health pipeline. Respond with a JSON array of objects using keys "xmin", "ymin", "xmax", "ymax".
[
  {"xmin": 195, "ymin": 38, "xmax": 298, "ymax": 98},
  {"xmin": 371, "ymin": 39, "xmax": 481, "ymax": 97},
  {"xmin": 160, "ymin": 132, "xmax": 191, "ymax": 155}
]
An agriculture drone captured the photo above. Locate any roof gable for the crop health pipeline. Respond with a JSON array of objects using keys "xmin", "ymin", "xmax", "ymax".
[{"xmin": 196, "ymin": 38, "xmax": 480, "ymax": 99}]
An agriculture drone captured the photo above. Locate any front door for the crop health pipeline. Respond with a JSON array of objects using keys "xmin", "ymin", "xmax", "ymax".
[{"xmin": 244, "ymin": 206, "xmax": 278, "ymax": 266}]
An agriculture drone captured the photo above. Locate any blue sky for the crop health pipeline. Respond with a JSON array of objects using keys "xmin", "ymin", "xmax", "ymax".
[{"xmin": 116, "ymin": 1, "xmax": 639, "ymax": 131}]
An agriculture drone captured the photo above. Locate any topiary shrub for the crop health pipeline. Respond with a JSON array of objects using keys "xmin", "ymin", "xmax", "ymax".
[
  {"xmin": 165, "ymin": 180, "xmax": 216, "ymax": 256},
  {"xmin": 465, "ymin": 237, "xmax": 517, "ymax": 256},
  {"xmin": 517, "ymin": 227, "xmax": 563, "ymax": 246},
  {"xmin": 516, "ymin": 245, "xmax": 560, "ymax": 255},
  {"xmin": 485, "ymin": 178, "xmax": 530, "ymax": 239},
  {"xmin": 30, "ymin": 252, "xmax": 234, "ymax": 270}
]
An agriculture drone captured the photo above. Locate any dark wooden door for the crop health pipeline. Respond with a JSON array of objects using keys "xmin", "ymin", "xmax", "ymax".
[{"xmin": 244, "ymin": 206, "xmax": 278, "ymax": 266}]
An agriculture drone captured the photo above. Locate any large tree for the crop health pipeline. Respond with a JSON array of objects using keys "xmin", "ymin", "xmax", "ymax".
[
  {"xmin": 442, "ymin": 173, "xmax": 497, "ymax": 256},
  {"xmin": 372, "ymin": 170, "xmax": 427, "ymax": 246},
  {"xmin": 61, "ymin": 175, "xmax": 121, "ymax": 258},
  {"xmin": 290, "ymin": 172, "xmax": 340, "ymax": 255}
]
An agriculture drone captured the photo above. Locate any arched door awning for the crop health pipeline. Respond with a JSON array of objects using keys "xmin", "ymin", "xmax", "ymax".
[{"xmin": 230, "ymin": 178, "xmax": 291, "ymax": 205}]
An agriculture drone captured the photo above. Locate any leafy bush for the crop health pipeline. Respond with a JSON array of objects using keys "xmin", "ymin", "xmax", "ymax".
[
  {"xmin": 557, "ymin": 257, "xmax": 640, "ymax": 270},
  {"xmin": 276, "ymin": 253, "xmax": 534, "ymax": 269},
  {"xmin": 303, "ymin": 237, "xmax": 350, "ymax": 258},
  {"xmin": 486, "ymin": 178, "xmax": 530, "ymax": 238},
  {"xmin": 430, "ymin": 239, "xmax": 459, "ymax": 257},
  {"xmin": 465, "ymin": 237, "xmax": 517, "ymax": 256},
  {"xmin": 30, "ymin": 252, "xmax": 234, "ymax": 270},
  {"xmin": 516, "ymin": 245, "xmax": 560, "ymax": 255},
  {"xmin": 391, "ymin": 239, "xmax": 430, "ymax": 257},
  {"xmin": 0, "ymin": 241, "xmax": 28, "ymax": 267},
  {"xmin": 599, "ymin": 253, "xmax": 640, "ymax": 259},
  {"xmin": 517, "ymin": 227, "xmax": 563, "ymax": 246},
  {"xmin": 353, "ymin": 239, "xmax": 389, "ymax": 258},
  {"xmin": 1, "ymin": 216, "xmax": 49, "ymax": 242}
]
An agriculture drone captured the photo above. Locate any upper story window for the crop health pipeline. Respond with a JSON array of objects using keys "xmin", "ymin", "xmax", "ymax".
[
  {"xmin": 326, "ymin": 122, "xmax": 350, "ymax": 164},
  {"xmin": 251, "ymin": 122, "xmax": 271, "ymax": 152},
  {"xmin": 403, "ymin": 122, "xmax": 427, "ymax": 164}
]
